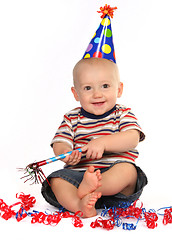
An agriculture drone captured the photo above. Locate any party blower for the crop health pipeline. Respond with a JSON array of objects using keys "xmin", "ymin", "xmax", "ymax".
[{"xmin": 18, "ymin": 149, "xmax": 82, "ymax": 185}]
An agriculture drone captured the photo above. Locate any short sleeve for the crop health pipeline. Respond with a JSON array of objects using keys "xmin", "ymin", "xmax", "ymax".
[
  {"xmin": 51, "ymin": 114, "xmax": 74, "ymax": 148},
  {"xmin": 119, "ymin": 108, "xmax": 145, "ymax": 142}
]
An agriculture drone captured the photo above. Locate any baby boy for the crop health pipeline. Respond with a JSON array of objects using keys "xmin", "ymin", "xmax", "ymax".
[{"xmin": 41, "ymin": 57, "xmax": 147, "ymax": 217}]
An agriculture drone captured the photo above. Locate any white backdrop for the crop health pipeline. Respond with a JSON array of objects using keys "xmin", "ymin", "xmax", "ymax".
[{"xmin": 0, "ymin": 0, "xmax": 172, "ymax": 237}]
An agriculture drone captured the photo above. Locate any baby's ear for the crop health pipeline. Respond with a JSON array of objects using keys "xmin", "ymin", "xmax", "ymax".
[
  {"xmin": 117, "ymin": 82, "xmax": 123, "ymax": 98},
  {"xmin": 71, "ymin": 87, "xmax": 80, "ymax": 101}
]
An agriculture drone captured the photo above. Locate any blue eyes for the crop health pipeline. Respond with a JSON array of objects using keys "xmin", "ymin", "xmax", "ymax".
[
  {"xmin": 84, "ymin": 84, "xmax": 110, "ymax": 91},
  {"xmin": 84, "ymin": 86, "xmax": 92, "ymax": 91},
  {"xmin": 102, "ymin": 84, "xmax": 109, "ymax": 88}
]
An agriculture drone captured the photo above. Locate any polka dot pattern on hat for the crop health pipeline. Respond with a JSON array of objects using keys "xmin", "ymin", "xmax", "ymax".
[{"xmin": 83, "ymin": 15, "xmax": 116, "ymax": 63}]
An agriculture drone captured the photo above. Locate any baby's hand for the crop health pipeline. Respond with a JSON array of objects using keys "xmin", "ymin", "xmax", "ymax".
[
  {"xmin": 81, "ymin": 138, "xmax": 105, "ymax": 160},
  {"xmin": 62, "ymin": 149, "xmax": 82, "ymax": 165}
]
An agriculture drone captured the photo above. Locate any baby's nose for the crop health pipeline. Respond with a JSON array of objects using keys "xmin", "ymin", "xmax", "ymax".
[{"xmin": 93, "ymin": 89, "xmax": 103, "ymax": 98}]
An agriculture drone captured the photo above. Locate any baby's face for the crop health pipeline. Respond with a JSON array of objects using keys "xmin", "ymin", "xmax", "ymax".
[{"xmin": 72, "ymin": 59, "xmax": 123, "ymax": 115}]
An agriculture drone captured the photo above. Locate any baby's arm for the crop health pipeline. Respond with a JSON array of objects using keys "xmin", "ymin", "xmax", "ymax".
[
  {"xmin": 53, "ymin": 142, "xmax": 82, "ymax": 165},
  {"xmin": 104, "ymin": 129, "xmax": 140, "ymax": 152},
  {"xmin": 81, "ymin": 129, "xmax": 140, "ymax": 159}
]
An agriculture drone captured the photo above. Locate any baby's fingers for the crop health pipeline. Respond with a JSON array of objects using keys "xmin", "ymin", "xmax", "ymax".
[
  {"xmin": 66, "ymin": 150, "xmax": 82, "ymax": 165},
  {"xmin": 81, "ymin": 145, "xmax": 88, "ymax": 153},
  {"xmin": 74, "ymin": 150, "xmax": 82, "ymax": 159},
  {"xmin": 61, "ymin": 154, "xmax": 70, "ymax": 164},
  {"xmin": 70, "ymin": 150, "xmax": 82, "ymax": 165}
]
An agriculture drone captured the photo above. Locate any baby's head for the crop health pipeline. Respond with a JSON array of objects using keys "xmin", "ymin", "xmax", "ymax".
[{"xmin": 71, "ymin": 58, "xmax": 123, "ymax": 116}]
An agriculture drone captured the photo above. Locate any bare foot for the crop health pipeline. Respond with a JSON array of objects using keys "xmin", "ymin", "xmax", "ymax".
[
  {"xmin": 78, "ymin": 166, "xmax": 102, "ymax": 199},
  {"xmin": 79, "ymin": 192, "xmax": 101, "ymax": 218}
]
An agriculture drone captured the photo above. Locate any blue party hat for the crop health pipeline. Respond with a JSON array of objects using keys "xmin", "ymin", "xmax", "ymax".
[{"xmin": 83, "ymin": 5, "xmax": 117, "ymax": 63}]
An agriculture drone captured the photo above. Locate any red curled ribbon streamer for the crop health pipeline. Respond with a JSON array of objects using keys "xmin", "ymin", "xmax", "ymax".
[
  {"xmin": 91, "ymin": 200, "xmax": 160, "ymax": 230},
  {"xmin": 31, "ymin": 210, "xmax": 83, "ymax": 227},
  {"xmin": 0, "ymin": 193, "xmax": 36, "ymax": 222},
  {"xmin": 144, "ymin": 212, "xmax": 158, "ymax": 229},
  {"xmin": 1, "ymin": 194, "xmax": 172, "ymax": 230},
  {"xmin": 90, "ymin": 217, "xmax": 115, "ymax": 230},
  {"xmin": 16, "ymin": 192, "xmax": 36, "ymax": 211},
  {"xmin": 108, "ymin": 200, "xmax": 143, "ymax": 219},
  {"xmin": 163, "ymin": 208, "xmax": 172, "ymax": 225},
  {"xmin": 0, "ymin": 193, "xmax": 36, "ymax": 221},
  {"xmin": 0, "ymin": 193, "xmax": 83, "ymax": 227},
  {"xmin": 0, "ymin": 199, "xmax": 16, "ymax": 220}
]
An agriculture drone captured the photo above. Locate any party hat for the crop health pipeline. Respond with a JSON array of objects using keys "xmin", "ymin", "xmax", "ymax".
[{"xmin": 83, "ymin": 4, "xmax": 117, "ymax": 63}]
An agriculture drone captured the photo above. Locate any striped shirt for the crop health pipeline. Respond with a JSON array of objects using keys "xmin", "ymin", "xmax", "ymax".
[{"xmin": 51, "ymin": 104, "xmax": 145, "ymax": 170}]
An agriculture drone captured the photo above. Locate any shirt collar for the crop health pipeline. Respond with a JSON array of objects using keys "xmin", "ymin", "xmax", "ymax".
[{"xmin": 81, "ymin": 105, "xmax": 116, "ymax": 119}]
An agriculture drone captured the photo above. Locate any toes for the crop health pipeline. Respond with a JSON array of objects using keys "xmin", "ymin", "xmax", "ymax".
[
  {"xmin": 97, "ymin": 192, "xmax": 102, "ymax": 198},
  {"xmin": 80, "ymin": 192, "xmax": 101, "ymax": 218},
  {"xmin": 88, "ymin": 166, "xmax": 95, "ymax": 173},
  {"xmin": 88, "ymin": 192, "xmax": 101, "ymax": 205},
  {"xmin": 96, "ymin": 169, "xmax": 102, "ymax": 180}
]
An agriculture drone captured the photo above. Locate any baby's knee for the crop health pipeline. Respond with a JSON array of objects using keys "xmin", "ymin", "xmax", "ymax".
[
  {"xmin": 125, "ymin": 163, "xmax": 137, "ymax": 182},
  {"xmin": 50, "ymin": 177, "xmax": 62, "ymax": 189},
  {"xmin": 118, "ymin": 162, "xmax": 137, "ymax": 185},
  {"xmin": 120, "ymin": 163, "xmax": 138, "ymax": 195},
  {"xmin": 127, "ymin": 166, "xmax": 138, "ymax": 193}
]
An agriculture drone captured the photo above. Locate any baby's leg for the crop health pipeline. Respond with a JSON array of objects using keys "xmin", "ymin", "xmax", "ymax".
[
  {"xmin": 77, "ymin": 163, "xmax": 136, "ymax": 202},
  {"xmin": 50, "ymin": 177, "xmax": 101, "ymax": 218},
  {"xmin": 96, "ymin": 162, "xmax": 137, "ymax": 196}
]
